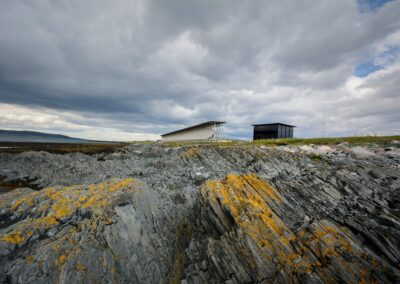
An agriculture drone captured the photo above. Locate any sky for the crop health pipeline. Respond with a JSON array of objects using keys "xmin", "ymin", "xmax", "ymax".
[{"xmin": 0, "ymin": 0, "xmax": 399, "ymax": 141}]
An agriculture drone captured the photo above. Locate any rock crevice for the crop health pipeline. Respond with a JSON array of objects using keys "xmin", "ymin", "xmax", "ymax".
[
  {"xmin": 0, "ymin": 143, "xmax": 399, "ymax": 283},
  {"xmin": 186, "ymin": 174, "xmax": 399, "ymax": 283}
]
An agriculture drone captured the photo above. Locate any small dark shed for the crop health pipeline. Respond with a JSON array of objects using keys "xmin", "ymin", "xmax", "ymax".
[{"xmin": 253, "ymin": 123, "xmax": 295, "ymax": 140}]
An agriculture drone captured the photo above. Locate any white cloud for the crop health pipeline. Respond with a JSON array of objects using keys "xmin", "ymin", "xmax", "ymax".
[
  {"xmin": 0, "ymin": 103, "xmax": 159, "ymax": 141},
  {"xmin": 0, "ymin": 0, "xmax": 399, "ymax": 140}
]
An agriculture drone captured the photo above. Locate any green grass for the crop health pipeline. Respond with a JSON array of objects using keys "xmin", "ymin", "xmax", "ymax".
[
  {"xmin": 0, "ymin": 142, "xmax": 129, "ymax": 155},
  {"xmin": 161, "ymin": 135, "xmax": 400, "ymax": 148},
  {"xmin": 251, "ymin": 135, "xmax": 400, "ymax": 146},
  {"xmin": 4, "ymin": 136, "xmax": 397, "ymax": 154},
  {"xmin": 161, "ymin": 140, "xmax": 243, "ymax": 147}
]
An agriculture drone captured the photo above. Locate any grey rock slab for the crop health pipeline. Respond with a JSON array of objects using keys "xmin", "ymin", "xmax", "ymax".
[{"xmin": 0, "ymin": 143, "xmax": 399, "ymax": 283}]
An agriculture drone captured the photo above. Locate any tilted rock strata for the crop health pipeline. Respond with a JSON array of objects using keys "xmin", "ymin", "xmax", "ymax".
[
  {"xmin": 0, "ymin": 143, "xmax": 399, "ymax": 283},
  {"xmin": 186, "ymin": 174, "xmax": 400, "ymax": 283},
  {"xmin": 0, "ymin": 178, "xmax": 196, "ymax": 283}
]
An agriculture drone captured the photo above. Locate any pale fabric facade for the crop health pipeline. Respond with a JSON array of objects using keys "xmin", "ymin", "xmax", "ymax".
[{"xmin": 161, "ymin": 121, "xmax": 225, "ymax": 142}]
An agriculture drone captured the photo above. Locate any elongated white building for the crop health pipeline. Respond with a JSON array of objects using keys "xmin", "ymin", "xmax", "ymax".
[{"xmin": 161, "ymin": 121, "xmax": 225, "ymax": 142}]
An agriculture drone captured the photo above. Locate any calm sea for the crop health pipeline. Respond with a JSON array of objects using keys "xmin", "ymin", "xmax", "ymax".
[{"xmin": 0, "ymin": 186, "xmax": 13, "ymax": 194}]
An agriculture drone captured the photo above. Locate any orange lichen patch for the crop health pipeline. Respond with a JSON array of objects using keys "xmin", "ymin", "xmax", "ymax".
[
  {"xmin": 54, "ymin": 205, "xmax": 72, "ymax": 220},
  {"xmin": 201, "ymin": 174, "xmax": 399, "ymax": 282},
  {"xmin": 36, "ymin": 216, "xmax": 59, "ymax": 226},
  {"xmin": 2, "ymin": 179, "xmax": 138, "ymax": 243},
  {"xmin": 0, "ymin": 216, "xmax": 60, "ymax": 246},
  {"xmin": 48, "ymin": 229, "xmax": 82, "ymax": 264},
  {"xmin": 108, "ymin": 178, "xmax": 136, "ymax": 192},
  {"xmin": 203, "ymin": 174, "xmax": 286, "ymax": 232},
  {"xmin": 76, "ymin": 261, "xmax": 87, "ymax": 272},
  {"xmin": 297, "ymin": 221, "xmax": 391, "ymax": 282},
  {"xmin": 38, "ymin": 202, "xmax": 50, "ymax": 212},
  {"xmin": 59, "ymin": 255, "xmax": 66, "ymax": 265},
  {"xmin": 202, "ymin": 174, "xmax": 313, "ymax": 276},
  {"xmin": 103, "ymin": 217, "xmax": 113, "ymax": 225},
  {"xmin": 26, "ymin": 255, "xmax": 34, "ymax": 264},
  {"xmin": 10, "ymin": 199, "xmax": 24, "ymax": 210},
  {"xmin": 0, "ymin": 231, "xmax": 25, "ymax": 244},
  {"xmin": 83, "ymin": 196, "xmax": 96, "ymax": 208},
  {"xmin": 0, "ymin": 188, "xmax": 41, "ymax": 209},
  {"xmin": 2, "ymin": 179, "xmax": 140, "ymax": 251},
  {"xmin": 299, "ymin": 222, "xmax": 355, "ymax": 260},
  {"xmin": 83, "ymin": 196, "xmax": 109, "ymax": 209},
  {"xmin": 45, "ymin": 188, "xmax": 56, "ymax": 199},
  {"xmin": 242, "ymin": 173, "xmax": 283, "ymax": 203},
  {"xmin": 10, "ymin": 196, "xmax": 36, "ymax": 210},
  {"xmin": 182, "ymin": 147, "xmax": 200, "ymax": 158},
  {"xmin": 43, "ymin": 178, "xmax": 138, "ymax": 220}
]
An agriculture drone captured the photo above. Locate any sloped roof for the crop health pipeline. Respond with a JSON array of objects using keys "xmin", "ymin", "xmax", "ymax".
[
  {"xmin": 161, "ymin": 121, "xmax": 225, "ymax": 137},
  {"xmin": 252, "ymin": 123, "xmax": 296, "ymax": 127}
]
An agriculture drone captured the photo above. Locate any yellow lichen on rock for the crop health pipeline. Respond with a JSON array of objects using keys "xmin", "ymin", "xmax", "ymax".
[
  {"xmin": 202, "ymin": 173, "xmax": 307, "ymax": 275},
  {"xmin": 10, "ymin": 199, "xmax": 25, "ymax": 210},
  {"xmin": 109, "ymin": 178, "xmax": 137, "ymax": 192},
  {"xmin": 241, "ymin": 173, "xmax": 283, "ymax": 203},
  {"xmin": 201, "ymin": 174, "xmax": 395, "ymax": 282},
  {"xmin": 0, "ymin": 231, "xmax": 25, "ymax": 244},
  {"xmin": 59, "ymin": 255, "xmax": 66, "ymax": 265},
  {"xmin": 26, "ymin": 255, "xmax": 34, "ymax": 264},
  {"xmin": 54, "ymin": 204, "xmax": 72, "ymax": 220},
  {"xmin": 182, "ymin": 148, "xmax": 200, "ymax": 158},
  {"xmin": 0, "ymin": 178, "xmax": 139, "ymax": 249},
  {"xmin": 76, "ymin": 261, "xmax": 87, "ymax": 272},
  {"xmin": 10, "ymin": 196, "xmax": 35, "ymax": 210},
  {"xmin": 43, "ymin": 178, "xmax": 137, "ymax": 220}
]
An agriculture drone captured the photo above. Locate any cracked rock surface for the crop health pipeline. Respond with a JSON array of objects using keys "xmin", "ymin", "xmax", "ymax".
[{"xmin": 0, "ymin": 142, "xmax": 399, "ymax": 283}]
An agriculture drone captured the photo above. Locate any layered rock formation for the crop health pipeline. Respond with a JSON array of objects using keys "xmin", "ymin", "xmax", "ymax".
[
  {"xmin": 0, "ymin": 179, "xmax": 196, "ymax": 283},
  {"xmin": 0, "ymin": 142, "xmax": 399, "ymax": 283},
  {"xmin": 185, "ymin": 174, "xmax": 399, "ymax": 283}
]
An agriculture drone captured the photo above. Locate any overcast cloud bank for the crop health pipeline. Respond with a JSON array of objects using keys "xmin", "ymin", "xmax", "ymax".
[{"xmin": 0, "ymin": 0, "xmax": 399, "ymax": 140}]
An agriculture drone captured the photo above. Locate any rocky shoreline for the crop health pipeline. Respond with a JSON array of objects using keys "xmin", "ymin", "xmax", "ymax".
[
  {"xmin": 0, "ymin": 142, "xmax": 399, "ymax": 283},
  {"xmin": 0, "ymin": 186, "xmax": 9, "ymax": 194}
]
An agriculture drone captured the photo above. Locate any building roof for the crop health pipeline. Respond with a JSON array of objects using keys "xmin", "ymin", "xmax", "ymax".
[
  {"xmin": 161, "ymin": 121, "xmax": 226, "ymax": 137},
  {"xmin": 252, "ymin": 123, "xmax": 296, "ymax": 127}
]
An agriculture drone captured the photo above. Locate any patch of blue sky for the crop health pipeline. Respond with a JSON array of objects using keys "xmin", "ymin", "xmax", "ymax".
[
  {"xmin": 354, "ymin": 45, "xmax": 400, "ymax": 77},
  {"xmin": 357, "ymin": 0, "xmax": 395, "ymax": 13},
  {"xmin": 375, "ymin": 46, "xmax": 400, "ymax": 65},
  {"xmin": 354, "ymin": 61, "xmax": 383, "ymax": 77}
]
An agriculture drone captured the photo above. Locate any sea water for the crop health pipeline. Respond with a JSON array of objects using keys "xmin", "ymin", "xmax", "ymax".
[{"xmin": 0, "ymin": 186, "xmax": 9, "ymax": 194}]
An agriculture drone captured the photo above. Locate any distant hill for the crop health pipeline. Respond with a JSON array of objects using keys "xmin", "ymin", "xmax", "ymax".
[{"xmin": 0, "ymin": 129, "xmax": 91, "ymax": 143}]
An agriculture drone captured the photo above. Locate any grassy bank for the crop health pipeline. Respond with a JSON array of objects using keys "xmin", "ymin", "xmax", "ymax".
[
  {"xmin": 0, "ymin": 142, "xmax": 128, "ymax": 155},
  {"xmin": 251, "ymin": 135, "xmax": 400, "ymax": 146},
  {"xmin": 162, "ymin": 135, "xmax": 400, "ymax": 147},
  {"xmin": 1, "ymin": 136, "xmax": 399, "ymax": 153}
]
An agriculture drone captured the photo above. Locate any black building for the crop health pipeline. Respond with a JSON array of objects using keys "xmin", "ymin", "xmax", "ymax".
[{"xmin": 253, "ymin": 123, "xmax": 295, "ymax": 140}]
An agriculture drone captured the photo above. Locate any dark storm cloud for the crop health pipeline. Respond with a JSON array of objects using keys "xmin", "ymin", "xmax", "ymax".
[{"xmin": 0, "ymin": 0, "xmax": 399, "ymax": 140}]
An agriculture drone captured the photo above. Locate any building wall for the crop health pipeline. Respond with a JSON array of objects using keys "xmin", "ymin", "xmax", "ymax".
[
  {"xmin": 253, "ymin": 125, "xmax": 294, "ymax": 140},
  {"xmin": 278, "ymin": 125, "xmax": 294, "ymax": 139},
  {"xmin": 162, "ymin": 125, "xmax": 216, "ymax": 142},
  {"xmin": 278, "ymin": 125, "xmax": 282, "ymax": 138},
  {"xmin": 253, "ymin": 125, "xmax": 279, "ymax": 140}
]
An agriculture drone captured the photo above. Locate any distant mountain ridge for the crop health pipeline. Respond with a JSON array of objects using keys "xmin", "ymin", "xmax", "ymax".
[{"xmin": 0, "ymin": 129, "xmax": 90, "ymax": 143}]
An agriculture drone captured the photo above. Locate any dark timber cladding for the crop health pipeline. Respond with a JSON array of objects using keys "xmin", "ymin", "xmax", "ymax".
[{"xmin": 253, "ymin": 123, "xmax": 295, "ymax": 140}]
